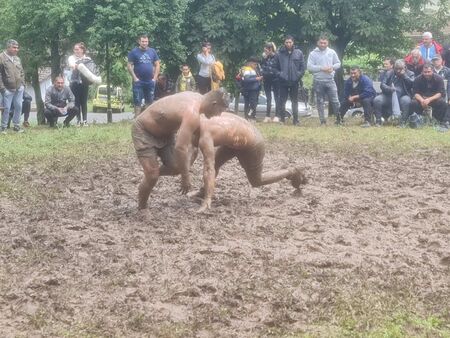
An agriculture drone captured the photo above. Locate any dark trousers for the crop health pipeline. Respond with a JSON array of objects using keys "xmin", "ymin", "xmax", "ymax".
[
  {"xmin": 242, "ymin": 90, "xmax": 259, "ymax": 118},
  {"xmin": 340, "ymin": 97, "xmax": 374, "ymax": 122},
  {"xmin": 44, "ymin": 107, "xmax": 79, "ymax": 127},
  {"xmin": 70, "ymin": 82, "xmax": 89, "ymax": 122},
  {"xmin": 409, "ymin": 98, "xmax": 448, "ymax": 123},
  {"xmin": 279, "ymin": 81, "xmax": 299, "ymax": 123},
  {"xmin": 263, "ymin": 77, "xmax": 279, "ymax": 117},
  {"xmin": 197, "ymin": 75, "xmax": 211, "ymax": 94}
]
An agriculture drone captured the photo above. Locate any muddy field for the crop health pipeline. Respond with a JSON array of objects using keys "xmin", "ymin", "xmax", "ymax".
[{"xmin": 0, "ymin": 143, "xmax": 449, "ymax": 337}]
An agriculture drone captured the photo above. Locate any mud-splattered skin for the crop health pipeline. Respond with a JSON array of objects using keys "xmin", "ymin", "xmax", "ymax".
[
  {"xmin": 134, "ymin": 90, "xmax": 228, "ymax": 209},
  {"xmin": 196, "ymin": 112, "xmax": 306, "ymax": 211}
]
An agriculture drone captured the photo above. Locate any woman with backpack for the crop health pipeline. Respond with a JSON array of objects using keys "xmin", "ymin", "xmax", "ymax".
[
  {"xmin": 261, "ymin": 42, "xmax": 280, "ymax": 122},
  {"xmin": 196, "ymin": 42, "xmax": 215, "ymax": 94}
]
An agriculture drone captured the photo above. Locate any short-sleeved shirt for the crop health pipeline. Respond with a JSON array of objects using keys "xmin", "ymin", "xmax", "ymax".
[{"xmin": 128, "ymin": 47, "xmax": 160, "ymax": 82}]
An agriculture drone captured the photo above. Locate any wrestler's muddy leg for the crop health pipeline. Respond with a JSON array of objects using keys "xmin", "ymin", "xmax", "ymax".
[
  {"xmin": 138, "ymin": 157, "xmax": 160, "ymax": 209},
  {"xmin": 238, "ymin": 156, "xmax": 306, "ymax": 188}
]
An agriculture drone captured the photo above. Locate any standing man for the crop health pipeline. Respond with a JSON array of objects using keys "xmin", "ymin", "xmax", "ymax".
[
  {"xmin": 0, "ymin": 39, "xmax": 25, "ymax": 134},
  {"xmin": 275, "ymin": 35, "xmax": 305, "ymax": 125},
  {"xmin": 307, "ymin": 35, "xmax": 341, "ymax": 125},
  {"xmin": 44, "ymin": 76, "xmax": 79, "ymax": 128},
  {"xmin": 339, "ymin": 66, "xmax": 377, "ymax": 127},
  {"xmin": 407, "ymin": 62, "xmax": 448, "ymax": 128},
  {"xmin": 127, "ymin": 34, "xmax": 160, "ymax": 117},
  {"xmin": 418, "ymin": 32, "xmax": 443, "ymax": 62}
]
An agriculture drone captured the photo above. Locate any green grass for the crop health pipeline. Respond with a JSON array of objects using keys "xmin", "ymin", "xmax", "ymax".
[{"xmin": 1, "ymin": 117, "xmax": 449, "ymax": 175}]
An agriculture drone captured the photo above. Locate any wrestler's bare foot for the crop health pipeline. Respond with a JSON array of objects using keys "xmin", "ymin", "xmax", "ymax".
[
  {"xmin": 288, "ymin": 167, "xmax": 307, "ymax": 189},
  {"xmin": 196, "ymin": 198, "xmax": 211, "ymax": 213}
]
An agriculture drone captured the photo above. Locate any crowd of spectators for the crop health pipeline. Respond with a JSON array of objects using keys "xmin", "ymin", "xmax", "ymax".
[{"xmin": 1, "ymin": 31, "xmax": 449, "ymax": 132}]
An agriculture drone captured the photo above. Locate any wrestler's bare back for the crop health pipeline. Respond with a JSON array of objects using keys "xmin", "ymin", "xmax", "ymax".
[
  {"xmin": 200, "ymin": 112, "xmax": 262, "ymax": 149},
  {"xmin": 137, "ymin": 92, "xmax": 204, "ymax": 138}
]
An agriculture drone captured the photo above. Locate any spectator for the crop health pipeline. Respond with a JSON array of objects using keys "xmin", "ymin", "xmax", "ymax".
[
  {"xmin": 339, "ymin": 66, "xmax": 377, "ymax": 127},
  {"xmin": 275, "ymin": 35, "xmax": 305, "ymax": 125},
  {"xmin": 418, "ymin": 32, "xmax": 443, "ymax": 62},
  {"xmin": 154, "ymin": 74, "xmax": 174, "ymax": 100},
  {"xmin": 175, "ymin": 64, "xmax": 196, "ymax": 92},
  {"xmin": 405, "ymin": 48, "xmax": 424, "ymax": 76},
  {"xmin": 307, "ymin": 35, "xmax": 341, "ymax": 125},
  {"xmin": 68, "ymin": 42, "xmax": 95, "ymax": 126},
  {"xmin": 373, "ymin": 59, "xmax": 414, "ymax": 125},
  {"xmin": 237, "ymin": 57, "xmax": 263, "ymax": 120},
  {"xmin": 196, "ymin": 42, "xmax": 215, "ymax": 94},
  {"xmin": 407, "ymin": 62, "xmax": 448, "ymax": 128},
  {"xmin": 127, "ymin": 34, "xmax": 160, "ymax": 117},
  {"xmin": 379, "ymin": 57, "xmax": 395, "ymax": 82},
  {"xmin": 431, "ymin": 54, "xmax": 450, "ymax": 100},
  {"xmin": 0, "ymin": 39, "xmax": 25, "ymax": 134},
  {"xmin": 44, "ymin": 76, "xmax": 78, "ymax": 128},
  {"xmin": 7, "ymin": 91, "xmax": 32, "ymax": 128},
  {"xmin": 261, "ymin": 42, "xmax": 280, "ymax": 122},
  {"xmin": 442, "ymin": 44, "xmax": 450, "ymax": 67}
]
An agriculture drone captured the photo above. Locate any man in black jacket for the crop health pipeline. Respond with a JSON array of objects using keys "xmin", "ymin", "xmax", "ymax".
[
  {"xmin": 373, "ymin": 59, "xmax": 414, "ymax": 124},
  {"xmin": 407, "ymin": 62, "xmax": 448, "ymax": 128},
  {"xmin": 275, "ymin": 35, "xmax": 305, "ymax": 125}
]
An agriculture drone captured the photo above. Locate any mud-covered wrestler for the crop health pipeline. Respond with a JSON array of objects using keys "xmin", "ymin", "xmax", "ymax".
[
  {"xmin": 194, "ymin": 112, "xmax": 306, "ymax": 211},
  {"xmin": 132, "ymin": 89, "xmax": 229, "ymax": 209}
]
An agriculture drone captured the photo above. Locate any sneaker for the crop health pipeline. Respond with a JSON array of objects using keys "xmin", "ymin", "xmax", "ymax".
[
  {"xmin": 13, "ymin": 126, "xmax": 24, "ymax": 133},
  {"xmin": 82, "ymin": 121, "xmax": 89, "ymax": 127},
  {"xmin": 22, "ymin": 121, "xmax": 30, "ymax": 128},
  {"xmin": 0, "ymin": 128, "xmax": 7, "ymax": 135},
  {"xmin": 263, "ymin": 116, "xmax": 271, "ymax": 123},
  {"xmin": 272, "ymin": 116, "xmax": 280, "ymax": 123},
  {"xmin": 361, "ymin": 121, "xmax": 371, "ymax": 128}
]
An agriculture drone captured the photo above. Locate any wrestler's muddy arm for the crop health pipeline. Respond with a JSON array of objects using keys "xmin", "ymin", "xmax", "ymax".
[
  {"xmin": 174, "ymin": 120, "xmax": 198, "ymax": 194},
  {"xmin": 197, "ymin": 135, "xmax": 216, "ymax": 212}
]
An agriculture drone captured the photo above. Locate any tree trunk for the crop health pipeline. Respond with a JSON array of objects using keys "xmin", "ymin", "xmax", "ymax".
[
  {"xmin": 50, "ymin": 38, "xmax": 61, "ymax": 81},
  {"xmin": 334, "ymin": 40, "xmax": 348, "ymax": 101},
  {"xmin": 31, "ymin": 66, "xmax": 45, "ymax": 125}
]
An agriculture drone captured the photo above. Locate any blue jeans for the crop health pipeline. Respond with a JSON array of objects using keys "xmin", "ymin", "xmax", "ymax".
[
  {"xmin": 132, "ymin": 80, "xmax": 155, "ymax": 107},
  {"xmin": 313, "ymin": 80, "xmax": 340, "ymax": 123},
  {"xmin": 1, "ymin": 86, "xmax": 24, "ymax": 129}
]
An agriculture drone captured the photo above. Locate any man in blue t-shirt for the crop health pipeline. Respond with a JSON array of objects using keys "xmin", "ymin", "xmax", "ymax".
[{"xmin": 127, "ymin": 34, "xmax": 160, "ymax": 117}]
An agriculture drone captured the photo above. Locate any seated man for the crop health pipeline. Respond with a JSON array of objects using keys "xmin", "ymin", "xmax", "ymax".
[
  {"xmin": 407, "ymin": 62, "xmax": 448, "ymax": 128},
  {"xmin": 44, "ymin": 76, "xmax": 78, "ymax": 128},
  {"xmin": 339, "ymin": 66, "xmax": 377, "ymax": 127},
  {"xmin": 194, "ymin": 112, "xmax": 306, "ymax": 212},
  {"xmin": 373, "ymin": 59, "xmax": 414, "ymax": 125},
  {"xmin": 431, "ymin": 54, "xmax": 450, "ymax": 100},
  {"xmin": 378, "ymin": 57, "xmax": 395, "ymax": 82},
  {"xmin": 132, "ymin": 89, "xmax": 229, "ymax": 210}
]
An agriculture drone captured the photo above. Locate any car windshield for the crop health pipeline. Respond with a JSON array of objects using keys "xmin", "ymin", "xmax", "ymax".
[{"xmin": 98, "ymin": 87, "xmax": 118, "ymax": 97}]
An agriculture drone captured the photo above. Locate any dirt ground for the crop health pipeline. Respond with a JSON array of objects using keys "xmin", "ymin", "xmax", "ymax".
[{"xmin": 0, "ymin": 143, "xmax": 449, "ymax": 337}]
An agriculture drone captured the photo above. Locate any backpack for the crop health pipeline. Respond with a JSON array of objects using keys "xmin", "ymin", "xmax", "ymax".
[
  {"xmin": 408, "ymin": 112, "xmax": 424, "ymax": 129},
  {"xmin": 240, "ymin": 65, "xmax": 257, "ymax": 82},
  {"xmin": 211, "ymin": 61, "xmax": 225, "ymax": 82}
]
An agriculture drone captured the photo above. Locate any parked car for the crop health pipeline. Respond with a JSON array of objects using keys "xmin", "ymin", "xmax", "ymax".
[
  {"xmin": 228, "ymin": 93, "xmax": 311, "ymax": 120},
  {"xmin": 92, "ymin": 85, "xmax": 125, "ymax": 113}
]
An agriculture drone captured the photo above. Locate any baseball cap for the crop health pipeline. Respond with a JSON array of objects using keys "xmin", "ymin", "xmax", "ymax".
[{"xmin": 431, "ymin": 54, "xmax": 442, "ymax": 61}]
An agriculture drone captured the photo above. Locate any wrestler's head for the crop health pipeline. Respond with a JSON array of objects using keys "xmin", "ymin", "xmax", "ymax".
[{"xmin": 200, "ymin": 88, "xmax": 230, "ymax": 118}]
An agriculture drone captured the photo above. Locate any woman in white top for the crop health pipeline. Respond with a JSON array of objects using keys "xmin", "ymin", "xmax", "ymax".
[
  {"xmin": 196, "ymin": 42, "xmax": 215, "ymax": 94},
  {"xmin": 68, "ymin": 42, "xmax": 91, "ymax": 126}
]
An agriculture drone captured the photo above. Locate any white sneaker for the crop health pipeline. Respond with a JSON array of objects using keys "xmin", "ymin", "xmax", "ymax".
[
  {"xmin": 272, "ymin": 116, "xmax": 280, "ymax": 123},
  {"xmin": 263, "ymin": 117, "xmax": 271, "ymax": 123},
  {"xmin": 82, "ymin": 121, "xmax": 89, "ymax": 127}
]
